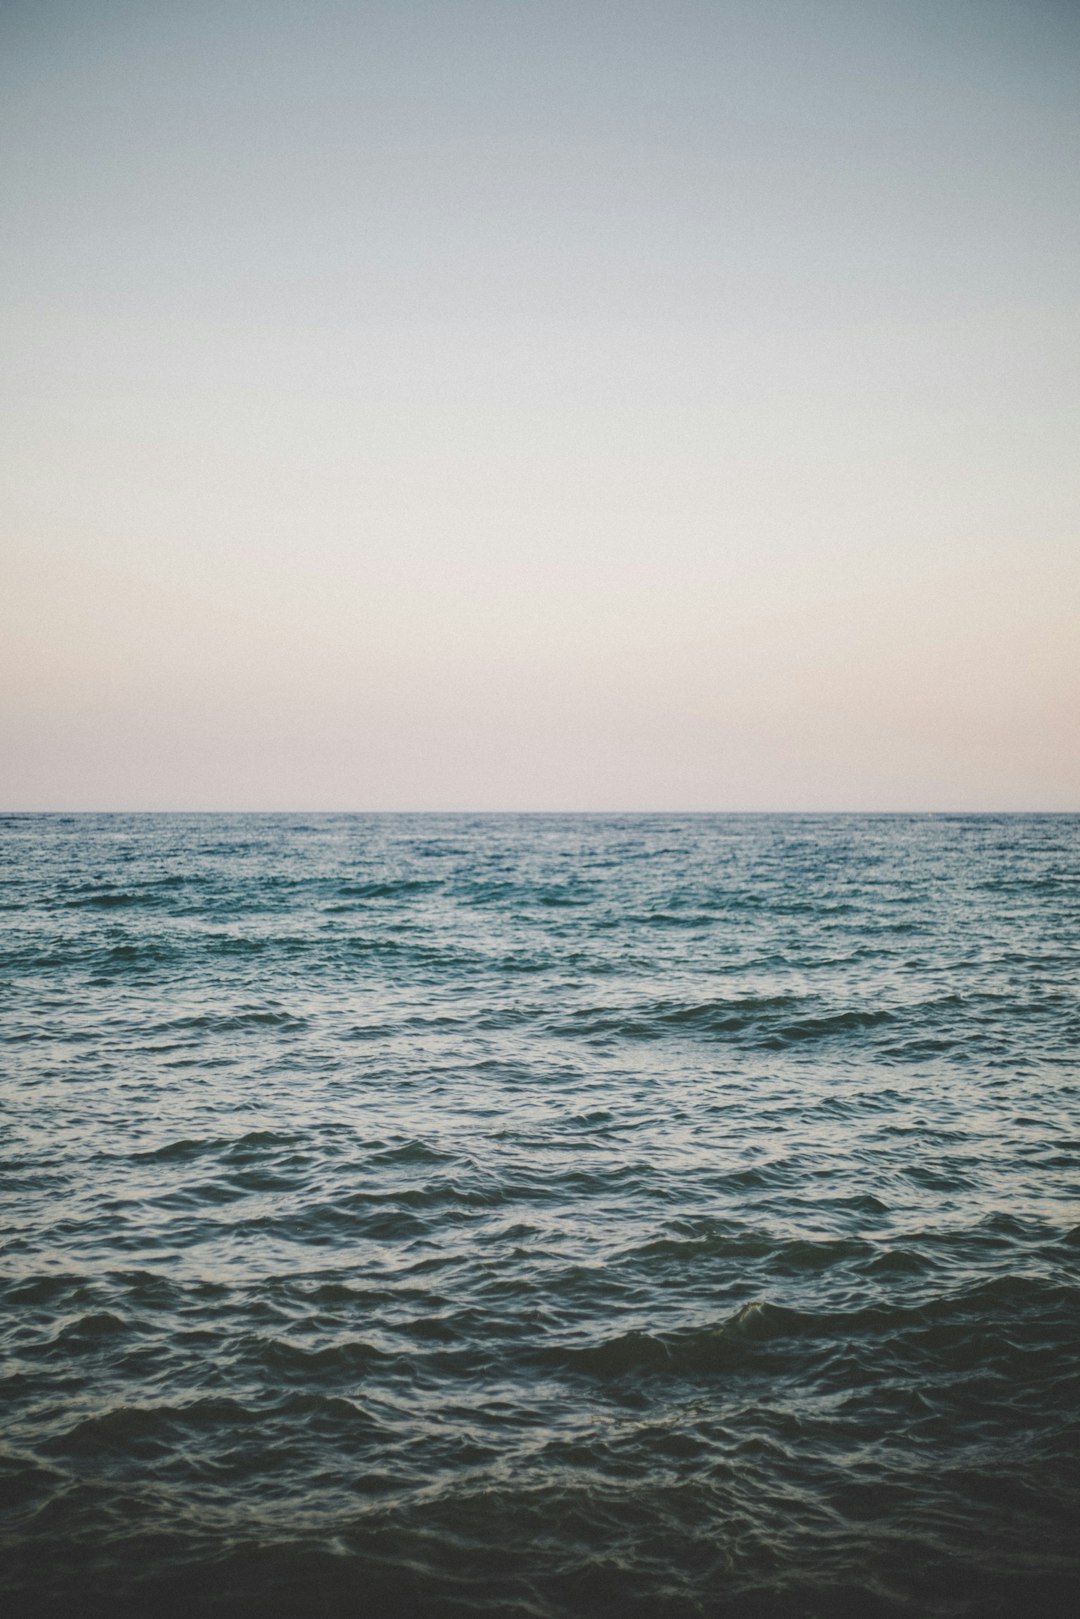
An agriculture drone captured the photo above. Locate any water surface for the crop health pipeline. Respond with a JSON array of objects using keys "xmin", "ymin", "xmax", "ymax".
[{"xmin": 2, "ymin": 814, "xmax": 1078, "ymax": 1616}]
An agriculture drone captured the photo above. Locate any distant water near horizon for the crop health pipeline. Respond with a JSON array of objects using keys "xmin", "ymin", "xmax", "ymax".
[{"xmin": 2, "ymin": 813, "xmax": 1078, "ymax": 1618}]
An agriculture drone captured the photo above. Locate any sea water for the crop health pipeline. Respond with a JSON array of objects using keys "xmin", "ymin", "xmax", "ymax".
[{"xmin": 1, "ymin": 814, "xmax": 1078, "ymax": 1617}]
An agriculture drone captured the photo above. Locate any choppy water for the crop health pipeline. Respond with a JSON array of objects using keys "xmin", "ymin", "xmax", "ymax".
[{"xmin": 2, "ymin": 814, "xmax": 1078, "ymax": 1618}]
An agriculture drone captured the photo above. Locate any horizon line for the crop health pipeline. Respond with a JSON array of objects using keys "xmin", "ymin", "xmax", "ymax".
[{"xmin": 4, "ymin": 808, "xmax": 1078, "ymax": 819}]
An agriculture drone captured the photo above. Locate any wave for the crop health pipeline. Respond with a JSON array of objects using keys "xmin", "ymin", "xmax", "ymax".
[
  {"xmin": 535, "ymin": 1277, "xmax": 1080, "ymax": 1384},
  {"xmin": 336, "ymin": 878, "xmax": 442, "ymax": 900},
  {"xmin": 65, "ymin": 890, "xmax": 141, "ymax": 909},
  {"xmin": 547, "ymin": 994, "xmax": 898, "ymax": 1043},
  {"xmin": 154, "ymin": 1008, "xmax": 308, "ymax": 1033}
]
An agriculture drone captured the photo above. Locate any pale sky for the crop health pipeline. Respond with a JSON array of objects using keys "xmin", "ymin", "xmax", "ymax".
[{"xmin": 3, "ymin": 0, "xmax": 1078, "ymax": 810}]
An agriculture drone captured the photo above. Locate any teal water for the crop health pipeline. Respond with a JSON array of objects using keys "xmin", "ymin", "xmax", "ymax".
[{"xmin": 1, "ymin": 814, "xmax": 1078, "ymax": 1617}]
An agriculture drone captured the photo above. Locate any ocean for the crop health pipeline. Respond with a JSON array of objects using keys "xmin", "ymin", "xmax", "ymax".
[{"xmin": 1, "ymin": 813, "xmax": 1078, "ymax": 1617}]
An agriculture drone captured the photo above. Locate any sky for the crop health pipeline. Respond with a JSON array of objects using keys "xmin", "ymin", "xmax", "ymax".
[{"xmin": 2, "ymin": 0, "xmax": 1078, "ymax": 810}]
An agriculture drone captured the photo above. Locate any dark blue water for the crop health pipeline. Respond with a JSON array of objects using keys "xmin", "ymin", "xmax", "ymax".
[{"xmin": 2, "ymin": 814, "xmax": 1078, "ymax": 1618}]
